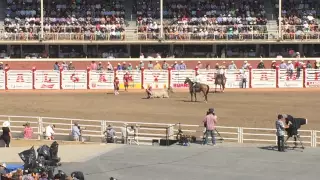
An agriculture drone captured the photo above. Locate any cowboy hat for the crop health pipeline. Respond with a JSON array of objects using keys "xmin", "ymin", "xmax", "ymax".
[
  {"xmin": 0, "ymin": 163, "xmax": 6, "ymax": 168},
  {"xmin": 2, "ymin": 121, "xmax": 10, "ymax": 127}
]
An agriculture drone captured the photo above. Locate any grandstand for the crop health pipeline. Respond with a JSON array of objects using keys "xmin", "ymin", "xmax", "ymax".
[{"xmin": 0, "ymin": 0, "xmax": 319, "ymax": 58}]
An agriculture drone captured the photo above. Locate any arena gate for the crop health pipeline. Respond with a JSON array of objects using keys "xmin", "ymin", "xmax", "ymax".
[{"xmin": 0, "ymin": 67, "xmax": 319, "ymax": 90}]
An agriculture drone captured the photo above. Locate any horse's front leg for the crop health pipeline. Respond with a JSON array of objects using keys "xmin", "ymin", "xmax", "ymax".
[
  {"xmin": 190, "ymin": 93, "xmax": 193, "ymax": 102},
  {"xmin": 215, "ymin": 84, "xmax": 217, "ymax": 93},
  {"xmin": 194, "ymin": 92, "xmax": 197, "ymax": 102}
]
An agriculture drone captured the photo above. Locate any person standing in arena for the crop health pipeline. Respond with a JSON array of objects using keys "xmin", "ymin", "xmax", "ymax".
[
  {"xmin": 275, "ymin": 114, "xmax": 285, "ymax": 152},
  {"xmin": 114, "ymin": 76, "xmax": 120, "ymax": 95},
  {"xmin": 203, "ymin": 108, "xmax": 218, "ymax": 146},
  {"xmin": 123, "ymin": 71, "xmax": 130, "ymax": 91}
]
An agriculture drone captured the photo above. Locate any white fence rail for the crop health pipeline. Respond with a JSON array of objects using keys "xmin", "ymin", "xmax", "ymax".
[{"xmin": 0, "ymin": 115, "xmax": 317, "ymax": 147}]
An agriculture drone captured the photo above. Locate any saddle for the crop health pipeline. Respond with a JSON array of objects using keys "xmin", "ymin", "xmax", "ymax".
[{"xmin": 193, "ymin": 83, "xmax": 200, "ymax": 91}]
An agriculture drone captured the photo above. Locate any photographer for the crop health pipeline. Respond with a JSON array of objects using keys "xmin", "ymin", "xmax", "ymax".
[
  {"xmin": 202, "ymin": 108, "xmax": 218, "ymax": 146},
  {"xmin": 275, "ymin": 114, "xmax": 286, "ymax": 152}
]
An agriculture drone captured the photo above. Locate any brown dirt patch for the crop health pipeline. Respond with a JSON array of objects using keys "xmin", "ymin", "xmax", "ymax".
[{"xmin": 0, "ymin": 88, "xmax": 318, "ymax": 131}]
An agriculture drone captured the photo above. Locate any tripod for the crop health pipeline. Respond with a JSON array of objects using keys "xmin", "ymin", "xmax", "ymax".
[
  {"xmin": 215, "ymin": 129, "xmax": 224, "ymax": 141},
  {"xmin": 284, "ymin": 134, "xmax": 304, "ymax": 149}
]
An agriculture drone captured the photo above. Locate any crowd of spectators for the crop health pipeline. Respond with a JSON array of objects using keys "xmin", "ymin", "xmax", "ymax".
[
  {"xmin": 137, "ymin": 0, "xmax": 268, "ymax": 40},
  {"xmin": 4, "ymin": 0, "xmax": 126, "ymax": 40},
  {"xmin": 278, "ymin": 0, "xmax": 320, "ymax": 40}
]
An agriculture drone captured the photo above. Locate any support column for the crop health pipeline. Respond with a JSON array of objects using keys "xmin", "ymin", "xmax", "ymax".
[
  {"xmin": 127, "ymin": 44, "xmax": 131, "ymax": 58},
  {"xmin": 20, "ymin": 45, "xmax": 23, "ymax": 58},
  {"xmin": 298, "ymin": 44, "xmax": 303, "ymax": 54},
  {"xmin": 256, "ymin": 44, "xmax": 260, "ymax": 56},
  {"xmin": 169, "ymin": 44, "xmax": 174, "ymax": 55},
  {"xmin": 212, "ymin": 45, "xmax": 217, "ymax": 56}
]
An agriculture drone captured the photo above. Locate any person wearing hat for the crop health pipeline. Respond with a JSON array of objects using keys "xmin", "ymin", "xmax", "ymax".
[
  {"xmin": 23, "ymin": 122, "xmax": 33, "ymax": 139},
  {"xmin": 0, "ymin": 62, "xmax": 3, "ymax": 70},
  {"xmin": 97, "ymin": 62, "xmax": 104, "ymax": 71},
  {"xmin": 279, "ymin": 60, "xmax": 287, "ymax": 69},
  {"xmin": 1, "ymin": 121, "xmax": 11, "ymax": 147},
  {"xmin": 0, "ymin": 162, "xmax": 8, "ymax": 179},
  {"xmin": 72, "ymin": 122, "xmax": 81, "ymax": 142},
  {"xmin": 44, "ymin": 124, "xmax": 55, "ymax": 140},
  {"xmin": 271, "ymin": 60, "xmax": 277, "ymax": 69},
  {"xmin": 203, "ymin": 108, "xmax": 218, "ymax": 145},
  {"xmin": 162, "ymin": 60, "xmax": 169, "ymax": 70},
  {"xmin": 104, "ymin": 124, "xmax": 117, "ymax": 143},
  {"xmin": 68, "ymin": 61, "xmax": 75, "ymax": 70},
  {"xmin": 257, "ymin": 60, "xmax": 265, "ymax": 69}
]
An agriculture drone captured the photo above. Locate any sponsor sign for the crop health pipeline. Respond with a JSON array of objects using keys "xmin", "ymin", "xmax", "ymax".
[
  {"xmin": 305, "ymin": 69, "xmax": 320, "ymax": 88},
  {"xmin": 251, "ymin": 69, "xmax": 277, "ymax": 88},
  {"xmin": 89, "ymin": 70, "xmax": 114, "ymax": 89},
  {"xmin": 170, "ymin": 70, "xmax": 195, "ymax": 88},
  {"xmin": 34, "ymin": 70, "xmax": 60, "ymax": 89},
  {"xmin": 197, "ymin": 69, "xmax": 216, "ymax": 89},
  {"xmin": 225, "ymin": 69, "xmax": 249, "ymax": 88},
  {"xmin": 278, "ymin": 69, "xmax": 303, "ymax": 88},
  {"xmin": 0, "ymin": 70, "xmax": 5, "ymax": 89},
  {"xmin": 143, "ymin": 70, "xmax": 168, "ymax": 89},
  {"xmin": 61, "ymin": 70, "xmax": 87, "ymax": 89},
  {"xmin": 7, "ymin": 70, "xmax": 33, "ymax": 89},
  {"xmin": 116, "ymin": 70, "xmax": 142, "ymax": 89}
]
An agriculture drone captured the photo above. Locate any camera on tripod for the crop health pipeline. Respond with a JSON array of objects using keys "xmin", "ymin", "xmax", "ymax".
[
  {"xmin": 18, "ymin": 141, "xmax": 61, "ymax": 179},
  {"xmin": 283, "ymin": 114, "xmax": 307, "ymax": 149}
]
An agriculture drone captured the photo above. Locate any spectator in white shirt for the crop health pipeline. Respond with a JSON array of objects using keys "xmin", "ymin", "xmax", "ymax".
[
  {"xmin": 287, "ymin": 61, "xmax": 294, "ymax": 77},
  {"xmin": 45, "ymin": 125, "xmax": 55, "ymax": 140}
]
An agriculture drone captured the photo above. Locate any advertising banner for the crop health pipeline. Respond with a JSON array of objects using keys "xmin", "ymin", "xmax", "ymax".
[
  {"xmin": 251, "ymin": 69, "xmax": 277, "ymax": 88},
  {"xmin": 89, "ymin": 70, "xmax": 114, "ymax": 89},
  {"xmin": 116, "ymin": 70, "xmax": 142, "ymax": 89},
  {"xmin": 305, "ymin": 69, "xmax": 320, "ymax": 88},
  {"xmin": 7, "ymin": 70, "xmax": 33, "ymax": 89},
  {"xmin": 61, "ymin": 70, "xmax": 87, "ymax": 89},
  {"xmin": 34, "ymin": 70, "xmax": 60, "ymax": 89},
  {"xmin": 143, "ymin": 70, "xmax": 168, "ymax": 89},
  {"xmin": 170, "ymin": 70, "xmax": 195, "ymax": 89},
  {"xmin": 278, "ymin": 69, "xmax": 303, "ymax": 88},
  {"xmin": 0, "ymin": 70, "xmax": 5, "ymax": 89}
]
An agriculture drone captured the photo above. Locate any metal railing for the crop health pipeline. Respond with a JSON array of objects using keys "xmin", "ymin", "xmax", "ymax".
[
  {"xmin": 3, "ymin": 32, "xmax": 320, "ymax": 42},
  {"xmin": 0, "ymin": 115, "xmax": 318, "ymax": 147}
]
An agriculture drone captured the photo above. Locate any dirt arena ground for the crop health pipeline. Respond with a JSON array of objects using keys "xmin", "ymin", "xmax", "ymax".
[{"xmin": 0, "ymin": 88, "xmax": 319, "ymax": 130}]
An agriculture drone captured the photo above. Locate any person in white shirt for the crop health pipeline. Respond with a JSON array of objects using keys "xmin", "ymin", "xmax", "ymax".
[
  {"xmin": 287, "ymin": 61, "xmax": 294, "ymax": 78},
  {"xmin": 193, "ymin": 72, "xmax": 201, "ymax": 90},
  {"xmin": 45, "ymin": 125, "xmax": 55, "ymax": 140}
]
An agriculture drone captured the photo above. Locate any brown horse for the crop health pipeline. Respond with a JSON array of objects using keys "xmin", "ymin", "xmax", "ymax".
[
  {"xmin": 184, "ymin": 77, "xmax": 210, "ymax": 102},
  {"xmin": 214, "ymin": 74, "xmax": 227, "ymax": 93}
]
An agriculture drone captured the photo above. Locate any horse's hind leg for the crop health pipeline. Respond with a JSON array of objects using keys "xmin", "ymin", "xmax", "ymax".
[
  {"xmin": 194, "ymin": 93, "xmax": 197, "ymax": 102},
  {"xmin": 215, "ymin": 84, "xmax": 217, "ymax": 93}
]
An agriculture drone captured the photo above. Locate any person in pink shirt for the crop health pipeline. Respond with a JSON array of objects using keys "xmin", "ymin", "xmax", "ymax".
[
  {"xmin": 23, "ymin": 122, "xmax": 33, "ymax": 139},
  {"xmin": 90, "ymin": 61, "xmax": 97, "ymax": 70},
  {"xmin": 203, "ymin": 108, "xmax": 218, "ymax": 145}
]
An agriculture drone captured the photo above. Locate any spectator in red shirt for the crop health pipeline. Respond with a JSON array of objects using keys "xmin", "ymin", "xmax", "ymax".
[
  {"xmin": 203, "ymin": 108, "xmax": 218, "ymax": 145},
  {"xmin": 123, "ymin": 71, "xmax": 130, "ymax": 91},
  {"xmin": 23, "ymin": 122, "xmax": 33, "ymax": 139}
]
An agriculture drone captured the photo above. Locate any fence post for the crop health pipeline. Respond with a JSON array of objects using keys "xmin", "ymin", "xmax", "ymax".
[
  {"xmin": 248, "ymin": 67, "xmax": 252, "ymax": 88},
  {"xmin": 141, "ymin": 67, "xmax": 145, "ymax": 89},
  {"xmin": 313, "ymin": 130, "xmax": 317, "ymax": 147},
  {"xmin": 32, "ymin": 67, "xmax": 36, "ymax": 90},
  {"xmin": 38, "ymin": 117, "xmax": 42, "ymax": 140},
  {"xmin": 238, "ymin": 127, "xmax": 243, "ymax": 143},
  {"xmin": 87, "ymin": 67, "xmax": 90, "ymax": 90},
  {"xmin": 303, "ymin": 65, "xmax": 306, "ymax": 88},
  {"xmin": 276, "ymin": 66, "xmax": 279, "ymax": 88},
  {"xmin": 101, "ymin": 120, "xmax": 106, "ymax": 137}
]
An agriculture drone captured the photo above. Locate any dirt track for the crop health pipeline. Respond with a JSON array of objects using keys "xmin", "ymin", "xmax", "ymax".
[{"xmin": 0, "ymin": 88, "xmax": 319, "ymax": 130}]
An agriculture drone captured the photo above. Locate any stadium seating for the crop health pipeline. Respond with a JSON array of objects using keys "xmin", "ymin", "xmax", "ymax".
[
  {"xmin": 4, "ymin": 0, "xmax": 126, "ymax": 40},
  {"xmin": 137, "ymin": 0, "xmax": 268, "ymax": 40},
  {"xmin": 277, "ymin": 0, "xmax": 320, "ymax": 40}
]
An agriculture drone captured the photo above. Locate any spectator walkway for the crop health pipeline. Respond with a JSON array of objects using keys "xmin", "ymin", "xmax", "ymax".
[{"xmin": 61, "ymin": 143, "xmax": 320, "ymax": 180}]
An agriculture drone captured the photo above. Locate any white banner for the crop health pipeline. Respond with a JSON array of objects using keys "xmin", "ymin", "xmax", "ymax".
[
  {"xmin": 305, "ymin": 69, "xmax": 320, "ymax": 88},
  {"xmin": 225, "ymin": 69, "xmax": 249, "ymax": 88},
  {"xmin": 251, "ymin": 69, "xmax": 277, "ymax": 88},
  {"xmin": 34, "ymin": 70, "xmax": 60, "ymax": 89},
  {"xmin": 197, "ymin": 69, "xmax": 215, "ymax": 89},
  {"xmin": 278, "ymin": 69, "xmax": 303, "ymax": 88},
  {"xmin": 89, "ymin": 70, "xmax": 114, "ymax": 89},
  {"xmin": 0, "ymin": 70, "xmax": 5, "ymax": 89},
  {"xmin": 61, "ymin": 70, "xmax": 87, "ymax": 89},
  {"xmin": 116, "ymin": 70, "xmax": 142, "ymax": 89},
  {"xmin": 143, "ymin": 70, "xmax": 169, "ymax": 89},
  {"xmin": 7, "ymin": 70, "xmax": 33, "ymax": 89},
  {"xmin": 170, "ymin": 70, "xmax": 195, "ymax": 88}
]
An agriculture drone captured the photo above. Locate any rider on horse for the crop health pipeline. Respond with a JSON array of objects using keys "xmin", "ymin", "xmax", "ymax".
[
  {"xmin": 217, "ymin": 64, "xmax": 226, "ymax": 80},
  {"xmin": 193, "ymin": 72, "xmax": 201, "ymax": 92}
]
